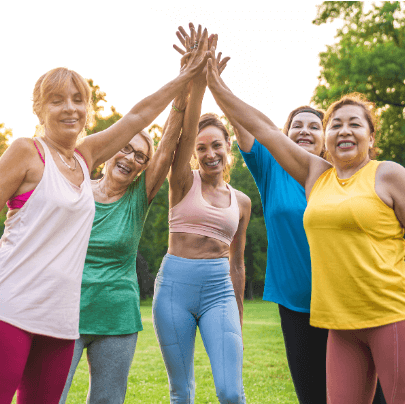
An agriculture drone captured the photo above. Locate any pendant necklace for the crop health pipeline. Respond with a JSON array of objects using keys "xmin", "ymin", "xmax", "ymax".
[{"xmin": 45, "ymin": 140, "xmax": 77, "ymax": 171}]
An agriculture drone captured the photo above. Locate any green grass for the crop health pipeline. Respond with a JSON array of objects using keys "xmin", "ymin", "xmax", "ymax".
[{"xmin": 14, "ymin": 300, "xmax": 298, "ymax": 403}]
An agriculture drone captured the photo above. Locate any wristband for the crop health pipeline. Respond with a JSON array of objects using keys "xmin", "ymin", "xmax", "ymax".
[{"xmin": 172, "ymin": 104, "xmax": 185, "ymax": 113}]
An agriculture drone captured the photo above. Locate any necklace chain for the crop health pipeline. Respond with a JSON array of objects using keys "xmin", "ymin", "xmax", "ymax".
[{"xmin": 45, "ymin": 140, "xmax": 77, "ymax": 171}]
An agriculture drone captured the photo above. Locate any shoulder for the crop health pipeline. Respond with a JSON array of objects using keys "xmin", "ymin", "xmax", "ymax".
[
  {"xmin": 376, "ymin": 160, "xmax": 405, "ymax": 177},
  {"xmin": 5, "ymin": 137, "xmax": 40, "ymax": 162},
  {"xmin": 376, "ymin": 160, "xmax": 405, "ymax": 189},
  {"xmin": 234, "ymin": 189, "xmax": 251, "ymax": 214}
]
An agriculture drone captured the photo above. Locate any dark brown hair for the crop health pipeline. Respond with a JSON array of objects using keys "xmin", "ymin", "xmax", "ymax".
[
  {"xmin": 194, "ymin": 113, "xmax": 233, "ymax": 183},
  {"xmin": 323, "ymin": 93, "xmax": 380, "ymax": 159}
]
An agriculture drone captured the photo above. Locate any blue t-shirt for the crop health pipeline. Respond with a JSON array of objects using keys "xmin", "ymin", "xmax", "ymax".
[{"xmin": 240, "ymin": 139, "xmax": 311, "ymax": 312}]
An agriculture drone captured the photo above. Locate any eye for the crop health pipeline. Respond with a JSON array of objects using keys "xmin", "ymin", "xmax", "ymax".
[
  {"xmin": 311, "ymin": 125, "xmax": 320, "ymax": 130},
  {"xmin": 122, "ymin": 145, "xmax": 132, "ymax": 153},
  {"xmin": 51, "ymin": 99, "xmax": 62, "ymax": 105},
  {"xmin": 331, "ymin": 124, "xmax": 341, "ymax": 129}
]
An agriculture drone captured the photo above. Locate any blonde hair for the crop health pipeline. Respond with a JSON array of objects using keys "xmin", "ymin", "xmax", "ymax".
[
  {"xmin": 138, "ymin": 129, "xmax": 155, "ymax": 159},
  {"xmin": 192, "ymin": 113, "xmax": 234, "ymax": 183},
  {"xmin": 33, "ymin": 67, "xmax": 93, "ymax": 138}
]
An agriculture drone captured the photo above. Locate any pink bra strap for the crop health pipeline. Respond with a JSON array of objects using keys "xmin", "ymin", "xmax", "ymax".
[
  {"xmin": 74, "ymin": 149, "xmax": 89, "ymax": 170},
  {"xmin": 33, "ymin": 139, "xmax": 45, "ymax": 165}
]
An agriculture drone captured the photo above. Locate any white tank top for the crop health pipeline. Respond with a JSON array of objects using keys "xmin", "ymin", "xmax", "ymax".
[{"xmin": 0, "ymin": 137, "xmax": 95, "ymax": 339}]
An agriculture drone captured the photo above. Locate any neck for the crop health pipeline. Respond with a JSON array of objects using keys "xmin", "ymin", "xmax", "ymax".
[
  {"xmin": 199, "ymin": 169, "xmax": 226, "ymax": 188},
  {"xmin": 43, "ymin": 133, "xmax": 77, "ymax": 158},
  {"xmin": 98, "ymin": 175, "xmax": 128, "ymax": 198},
  {"xmin": 333, "ymin": 156, "xmax": 371, "ymax": 179}
]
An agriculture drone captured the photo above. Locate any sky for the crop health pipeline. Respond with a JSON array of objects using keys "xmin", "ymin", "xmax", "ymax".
[{"xmin": 1, "ymin": 0, "xmax": 342, "ymax": 141}]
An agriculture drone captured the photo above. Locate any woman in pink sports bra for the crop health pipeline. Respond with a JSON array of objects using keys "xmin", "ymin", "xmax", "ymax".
[
  {"xmin": 152, "ymin": 25, "xmax": 251, "ymax": 403},
  {"xmin": 0, "ymin": 34, "xmax": 210, "ymax": 404}
]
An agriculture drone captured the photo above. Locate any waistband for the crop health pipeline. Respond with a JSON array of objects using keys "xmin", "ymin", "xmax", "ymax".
[{"xmin": 157, "ymin": 253, "xmax": 230, "ymax": 285}]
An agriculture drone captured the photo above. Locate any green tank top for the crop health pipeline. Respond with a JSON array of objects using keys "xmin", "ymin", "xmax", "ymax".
[{"xmin": 79, "ymin": 171, "xmax": 150, "ymax": 335}]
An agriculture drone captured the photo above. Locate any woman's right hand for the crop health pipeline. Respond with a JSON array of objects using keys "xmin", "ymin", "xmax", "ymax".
[{"xmin": 177, "ymin": 26, "xmax": 210, "ymax": 81}]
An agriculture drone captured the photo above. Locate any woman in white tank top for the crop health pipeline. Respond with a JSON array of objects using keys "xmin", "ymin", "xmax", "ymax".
[{"xmin": 0, "ymin": 38, "xmax": 211, "ymax": 404}]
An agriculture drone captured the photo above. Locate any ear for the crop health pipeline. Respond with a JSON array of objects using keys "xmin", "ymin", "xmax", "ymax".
[
  {"xmin": 369, "ymin": 132, "xmax": 375, "ymax": 148},
  {"xmin": 226, "ymin": 138, "xmax": 231, "ymax": 152}
]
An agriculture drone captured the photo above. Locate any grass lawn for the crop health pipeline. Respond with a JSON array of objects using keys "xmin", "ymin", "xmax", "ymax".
[{"xmin": 14, "ymin": 300, "xmax": 298, "ymax": 403}]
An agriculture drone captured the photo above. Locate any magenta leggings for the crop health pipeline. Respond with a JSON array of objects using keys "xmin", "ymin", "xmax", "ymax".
[
  {"xmin": 0, "ymin": 320, "xmax": 75, "ymax": 404},
  {"xmin": 327, "ymin": 320, "xmax": 405, "ymax": 404}
]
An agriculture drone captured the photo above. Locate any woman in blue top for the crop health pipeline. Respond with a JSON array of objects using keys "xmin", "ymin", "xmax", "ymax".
[{"xmin": 238, "ymin": 105, "xmax": 329, "ymax": 404}]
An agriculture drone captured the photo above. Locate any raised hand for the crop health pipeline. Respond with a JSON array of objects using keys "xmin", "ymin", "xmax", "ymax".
[
  {"xmin": 178, "ymin": 25, "xmax": 210, "ymax": 80},
  {"xmin": 206, "ymin": 47, "xmax": 230, "ymax": 91}
]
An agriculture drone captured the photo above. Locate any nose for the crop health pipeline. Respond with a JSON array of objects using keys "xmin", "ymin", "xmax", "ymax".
[
  {"xmin": 124, "ymin": 151, "xmax": 136, "ymax": 162},
  {"xmin": 63, "ymin": 98, "xmax": 76, "ymax": 113},
  {"xmin": 338, "ymin": 123, "xmax": 351, "ymax": 136},
  {"xmin": 206, "ymin": 148, "xmax": 216, "ymax": 158},
  {"xmin": 299, "ymin": 126, "xmax": 309, "ymax": 135}
]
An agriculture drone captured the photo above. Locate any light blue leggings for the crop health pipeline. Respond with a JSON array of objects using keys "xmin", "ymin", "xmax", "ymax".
[
  {"xmin": 152, "ymin": 254, "xmax": 245, "ymax": 404},
  {"xmin": 59, "ymin": 333, "xmax": 138, "ymax": 404}
]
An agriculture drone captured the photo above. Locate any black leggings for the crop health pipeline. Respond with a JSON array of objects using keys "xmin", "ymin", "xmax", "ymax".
[{"xmin": 278, "ymin": 305, "xmax": 387, "ymax": 404}]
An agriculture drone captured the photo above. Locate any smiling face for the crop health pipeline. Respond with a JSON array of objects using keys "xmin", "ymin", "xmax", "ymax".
[
  {"xmin": 195, "ymin": 125, "xmax": 231, "ymax": 175},
  {"xmin": 106, "ymin": 133, "xmax": 150, "ymax": 187},
  {"xmin": 41, "ymin": 80, "xmax": 87, "ymax": 141},
  {"xmin": 325, "ymin": 105, "xmax": 374, "ymax": 166},
  {"xmin": 287, "ymin": 112, "xmax": 324, "ymax": 157}
]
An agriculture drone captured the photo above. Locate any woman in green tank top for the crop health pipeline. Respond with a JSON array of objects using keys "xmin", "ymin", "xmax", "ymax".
[{"xmin": 59, "ymin": 30, "xmax": 212, "ymax": 404}]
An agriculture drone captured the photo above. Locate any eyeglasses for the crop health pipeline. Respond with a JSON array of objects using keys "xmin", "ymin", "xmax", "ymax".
[{"xmin": 120, "ymin": 144, "xmax": 150, "ymax": 165}]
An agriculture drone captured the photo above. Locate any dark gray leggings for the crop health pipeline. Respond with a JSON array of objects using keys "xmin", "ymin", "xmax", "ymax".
[{"xmin": 59, "ymin": 333, "xmax": 138, "ymax": 404}]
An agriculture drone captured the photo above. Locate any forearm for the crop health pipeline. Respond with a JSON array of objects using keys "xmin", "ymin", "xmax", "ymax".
[
  {"xmin": 171, "ymin": 82, "xmax": 206, "ymax": 173},
  {"xmin": 210, "ymin": 82, "xmax": 278, "ymax": 144},
  {"xmin": 230, "ymin": 264, "xmax": 245, "ymax": 326},
  {"xmin": 127, "ymin": 73, "xmax": 191, "ymax": 130},
  {"xmin": 145, "ymin": 88, "xmax": 189, "ymax": 201}
]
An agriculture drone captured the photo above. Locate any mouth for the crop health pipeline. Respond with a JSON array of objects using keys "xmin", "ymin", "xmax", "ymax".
[
  {"xmin": 60, "ymin": 119, "xmax": 78, "ymax": 125},
  {"xmin": 116, "ymin": 162, "xmax": 132, "ymax": 174},
  {"xmin": 297, "ymin": 139, "xmax": 313, "ymax": 145},
  {"xmin": 337, "ymin": 140, "xmax": 356, "ymax": 149},
  {"xmin": 205, "ymin": 160, "xmax": 221, "ymax": 167}
]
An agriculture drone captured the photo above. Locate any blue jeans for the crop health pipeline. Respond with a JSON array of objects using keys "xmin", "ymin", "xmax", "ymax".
[
  {"xmin": 59, "ymin": 333, "xmax": 138, "ymax": 404},
  {"xmin": 152, "ymin": 254, "xmax": 245, "ymax": 404}
]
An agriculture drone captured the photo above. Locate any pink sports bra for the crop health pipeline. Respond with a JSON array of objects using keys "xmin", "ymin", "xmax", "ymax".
[
  {"xmin": 169, "ymin": 170, "xmax": 240, "ymax": 246},
  {"xmin": 6, "ymin": 139, "xmax": 88, "ymax": 210}
]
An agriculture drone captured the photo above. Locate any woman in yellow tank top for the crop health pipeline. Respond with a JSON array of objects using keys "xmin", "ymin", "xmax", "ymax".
[{"xmin": 206, "ymin": 56, "xmax": 405, "ymax": 404}]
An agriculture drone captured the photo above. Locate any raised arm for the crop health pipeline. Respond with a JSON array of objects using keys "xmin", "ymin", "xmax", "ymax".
[
  {"xmin": 206, "ymin": 53, "xmax": 330, "ymax": 190},
  {"xmin": 78, "ymin": 29, "xmax": 210, "ymax": 173},
  {"xmin": 144, "ymin": 73, "xmax": 190, "ymax": 203},
  {"xmin": 229, "ymin": 191, "xmax": 251, "ymax": 329},
  {"xmin": 169, "ymin": 25, "xmax": 229, "ymax": 207}
]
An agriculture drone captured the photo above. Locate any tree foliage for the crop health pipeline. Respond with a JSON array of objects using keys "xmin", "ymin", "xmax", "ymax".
[
  {"xmin": 85, "ymin": 79, "xmax": 123, "ymax": 178},
  {"xmin": 0, "ymin": 123, "xmax": 12, "ymax": 233},
  {"xmin": 312, "ymin": 1, "xmax": 405, "ymax": 166}
]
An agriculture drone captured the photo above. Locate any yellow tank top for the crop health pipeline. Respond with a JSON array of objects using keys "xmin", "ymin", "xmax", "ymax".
[{"xmin": 304, "ymin": 160, "xmax": 405, "ymax": 329}]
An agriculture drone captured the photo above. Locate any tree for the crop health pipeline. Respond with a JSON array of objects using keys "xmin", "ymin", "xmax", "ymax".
[
  {"xmin": 85, "ymin": 79, "xmax": 123, "ymax": 178},
  {"xmin": 312, "ymin": 1, "xmax": 405, "ymax": 166}
]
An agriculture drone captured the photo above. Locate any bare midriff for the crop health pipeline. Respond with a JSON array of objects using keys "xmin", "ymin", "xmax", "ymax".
[{"xmin": 168, "ymin": 233, "xmax": 230, "ymax": 259}]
